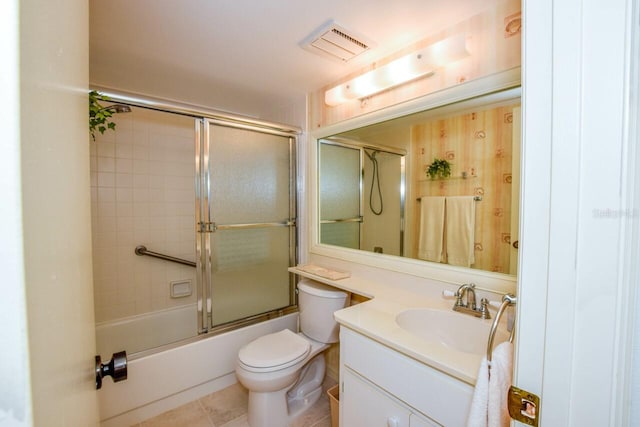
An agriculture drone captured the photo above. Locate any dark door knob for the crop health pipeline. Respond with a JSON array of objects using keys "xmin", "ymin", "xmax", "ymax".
[
  {"xmin": 513, "ymin": 240, "xmax": 519, "ymax": 249},
  {"xmin": 95, "ymin": 351, "xmax": 127, "ymax": 390}
]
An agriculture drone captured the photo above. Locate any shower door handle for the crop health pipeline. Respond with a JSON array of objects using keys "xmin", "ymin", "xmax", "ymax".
[{"xmin": 95, "ymin": 350, "xmax": 127, "ymax": 390}]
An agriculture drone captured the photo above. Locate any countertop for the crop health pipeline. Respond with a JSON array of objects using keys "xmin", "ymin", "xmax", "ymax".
[{"xmin": 290, "ymin": 266, "xmax": 509, "ymax": 386}]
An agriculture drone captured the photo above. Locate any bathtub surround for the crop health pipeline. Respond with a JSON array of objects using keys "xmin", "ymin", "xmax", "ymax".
[
  {"xmin": 90, "ymin": 106, "xmax": 196, "ymax": 326},
  {"xmin": 95, "ymin": 303, "xmax": 196, "ymax": 358}
]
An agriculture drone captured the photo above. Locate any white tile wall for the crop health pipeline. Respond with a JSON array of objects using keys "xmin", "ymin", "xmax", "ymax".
[{"xmin": 90, "ymin": 106, "xmax": 196, "ymax": 323}]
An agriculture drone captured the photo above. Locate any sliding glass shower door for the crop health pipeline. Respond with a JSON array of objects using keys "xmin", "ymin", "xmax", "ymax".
[{"xmin": 199, "ymin": 120, "xmax": 296, "ymax": 330}]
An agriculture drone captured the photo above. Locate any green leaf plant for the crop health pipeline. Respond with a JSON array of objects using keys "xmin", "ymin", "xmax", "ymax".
[
  {"xmin": 426, "ymin": 158, "xmax": 452, "ymax": 180},
  {"xmin": 89, "ymin": 90, "xmax": 117, "ymax": 141}
]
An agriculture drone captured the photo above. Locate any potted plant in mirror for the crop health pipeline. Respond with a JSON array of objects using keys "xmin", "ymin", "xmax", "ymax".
[{"xmin": 426, "ymin": 158, "xmax": 452, "ymax": 180}]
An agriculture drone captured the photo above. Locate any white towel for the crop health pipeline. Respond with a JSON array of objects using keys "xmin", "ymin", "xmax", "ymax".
[
  {"xmin": 488, "ymin": 342, "xmax": 513, "ymax": 427},
  {"xmin": 467, "ymin": 358, "xmax": 489, "ymax": 427},
  {"xmin": 466, "ymin": 342, "xmax": 514, "ymax": 427},
  {"xmin": 417, "ymin": 196, "xmax": 445, "ymax": 262},
  {"xmin": 445, "ymin": 196, "xmax": 476, "ymax": 267}
]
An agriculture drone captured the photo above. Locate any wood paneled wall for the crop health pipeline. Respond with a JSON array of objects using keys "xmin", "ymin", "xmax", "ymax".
[{"xmin": 411, "ymin": 103, "xmax": 519, "ymax": 273}]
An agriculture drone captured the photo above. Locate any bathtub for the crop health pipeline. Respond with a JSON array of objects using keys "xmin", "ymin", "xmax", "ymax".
[
  {"xmin": 98, "ymin": 312, "xmax": 298, "ymax": 427},
  {"xmin": 96, "ymin": 304, "xmax": 199, "ymax": 359}
]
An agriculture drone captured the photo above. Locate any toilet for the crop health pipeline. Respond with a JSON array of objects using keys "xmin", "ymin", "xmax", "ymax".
[{"xmin": 235, "ymin": 279, "xmax": 349, "ymax": 427}]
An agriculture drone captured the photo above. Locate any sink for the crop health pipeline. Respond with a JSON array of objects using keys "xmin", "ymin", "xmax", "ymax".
[{"xmin": 395, "ymin": 308, "xmax": 509, "ymax": 355}]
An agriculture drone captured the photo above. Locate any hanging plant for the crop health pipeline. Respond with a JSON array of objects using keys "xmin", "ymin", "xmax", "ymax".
[
  {"xmin": 89, "ymin": 90, "xmax": 117, "ymax": 141},
  {"xmin": 426, "ymin": 158, "xmax": 452, "ymax": 180}
]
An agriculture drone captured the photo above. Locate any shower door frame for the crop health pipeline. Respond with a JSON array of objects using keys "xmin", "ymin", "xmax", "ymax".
[
  {"xmin": 197, "ymin": 118, "xmax": 299, "ymax": 334},
  {"xmin": 91, "ymin": 89, "xmax": 301, "ymax": 352},
  {"xmin": 319, "ymin": 138, "xmax": 407, "ymax": 256}
]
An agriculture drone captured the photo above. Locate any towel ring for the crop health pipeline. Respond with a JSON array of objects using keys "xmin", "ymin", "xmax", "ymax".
[{"xmin": 487, "ymin": 294, "xmax": 516, "ymax": 363}]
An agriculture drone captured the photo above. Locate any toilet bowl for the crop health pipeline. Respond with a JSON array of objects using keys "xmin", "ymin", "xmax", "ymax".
[{"xmin": 235, "ymin": 279, "xmax": 349, "ymax": 427}]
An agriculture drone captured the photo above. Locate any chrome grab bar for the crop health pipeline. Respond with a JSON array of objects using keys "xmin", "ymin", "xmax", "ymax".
[
  {"xmin": 487, "ymin": 294, "xmax": 516, "ymax": 363},
  {"xmin": 134, "ymin": 245, "xmax": 196, "ymax": 268}
]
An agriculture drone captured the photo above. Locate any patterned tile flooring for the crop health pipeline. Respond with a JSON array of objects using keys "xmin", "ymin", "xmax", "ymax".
[{"xmin": 133, "ymin": 377, "xmax": 336, "ymax": 427}]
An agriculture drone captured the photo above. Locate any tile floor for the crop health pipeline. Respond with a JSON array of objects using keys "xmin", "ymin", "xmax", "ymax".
[{"xmin": 133, "ymin": 377, "xmax": 336, "ymax": 427}]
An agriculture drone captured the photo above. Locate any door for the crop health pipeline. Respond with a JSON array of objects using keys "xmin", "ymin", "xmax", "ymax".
[
  {"xmin": 9, "ymin": 0, "xmax": 100, "ymax": 423},
  {"xmin": 515, "ymin": 0, "xmax": 635, "ymax": 425},
  {"xmin": 509, "ymin": 106, "xmax": 521, "ymax": 275},
  {"xmin": 319, "ymin": 141, "xmax": 362, "ymax": 250},
  {"xmin": 203, "ymin": 121, "xmax": 296, "ymax": 328}
]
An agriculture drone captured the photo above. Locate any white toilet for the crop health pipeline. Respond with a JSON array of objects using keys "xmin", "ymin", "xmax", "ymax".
[{"xmin": 235, "ymin": 279, "xmax": 349, "ymax": 427}]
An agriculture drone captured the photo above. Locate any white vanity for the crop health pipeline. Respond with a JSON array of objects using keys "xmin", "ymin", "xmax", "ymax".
[
  {"xmin": 290, "ymin": 267, "xmax": 511, "ymax": 427},
  {"xmin": 340, "ymin": 327, "xmax": 471, "ymax": 426}
]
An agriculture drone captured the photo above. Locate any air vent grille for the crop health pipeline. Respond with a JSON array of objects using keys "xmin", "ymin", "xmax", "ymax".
[
  {"xmin": 302, "ymin": 21, "xmax": 375, "ymax": 62},
  {"xmin": 330, "ymin": 28, "xmax": 368, "ymax": 50}
]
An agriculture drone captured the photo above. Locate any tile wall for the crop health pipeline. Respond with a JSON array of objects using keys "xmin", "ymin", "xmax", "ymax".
[{"xmin": 90, "ymin": 106, "xmax": 196, "ymax": 323}]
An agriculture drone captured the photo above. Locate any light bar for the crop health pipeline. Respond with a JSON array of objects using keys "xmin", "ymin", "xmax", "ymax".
[{"xmin": 325, "ymin": 34, "xmax": 470, "ymax": 107}]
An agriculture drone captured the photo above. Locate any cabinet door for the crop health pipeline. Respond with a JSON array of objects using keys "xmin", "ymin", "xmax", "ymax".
[{"xmin": 342, "ymin": 368, "xmax": 411, "ymax": 427}]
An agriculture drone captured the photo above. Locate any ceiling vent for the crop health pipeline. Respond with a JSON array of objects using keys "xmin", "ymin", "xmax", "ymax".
[{"xmin": 301, "ymin": 21, "xmax": 376, "ymax": 63}]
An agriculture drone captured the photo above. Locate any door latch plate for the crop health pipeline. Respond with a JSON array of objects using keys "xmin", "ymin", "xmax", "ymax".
[{"xmin": 508, "ymin": 385, "xmax": 540, "ymax": 426}]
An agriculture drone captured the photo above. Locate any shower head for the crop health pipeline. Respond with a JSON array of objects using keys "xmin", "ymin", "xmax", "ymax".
[
  {"xmin": 365, "ymin": 149, "xmax": 379, "ymax": 160},
  {"xmin": 101, "ymin": 104, "xmax": 132, "ymax": 114}
]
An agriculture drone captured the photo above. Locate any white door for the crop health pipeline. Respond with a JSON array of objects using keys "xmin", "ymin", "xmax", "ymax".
[
  {"xmin": 515, "ymin": 0, "xmax": 636, "ymax": 425},
  {"xmin": 2, "ymin": 0, "xmax": 100, "ymax": 425}
]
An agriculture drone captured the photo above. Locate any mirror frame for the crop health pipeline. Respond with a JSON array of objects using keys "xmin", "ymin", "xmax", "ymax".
[{"xmin": 308, "ymin": 67, "xmax": 521, "ymax": 293}]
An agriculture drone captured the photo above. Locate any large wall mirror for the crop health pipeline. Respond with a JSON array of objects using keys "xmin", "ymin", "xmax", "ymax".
[{"xmin": 311, "ymin": 82, "xmax": 521, "ymax": 285}]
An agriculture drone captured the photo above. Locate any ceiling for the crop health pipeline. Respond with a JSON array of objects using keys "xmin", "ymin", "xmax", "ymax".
[{"xmin": 90, "ymin": 0, "xmax": 499, "ymax": 119}]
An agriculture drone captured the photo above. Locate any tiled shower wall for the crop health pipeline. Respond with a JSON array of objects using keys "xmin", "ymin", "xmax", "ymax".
[{"xmin": 90, "ymin": 107, "xmax": 196, "ymax": 323}]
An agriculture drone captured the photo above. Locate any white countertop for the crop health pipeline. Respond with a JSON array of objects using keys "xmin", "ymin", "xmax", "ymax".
[{"xmin": 290, "ymin": 266, "xmax": 508, "ymax": 386}]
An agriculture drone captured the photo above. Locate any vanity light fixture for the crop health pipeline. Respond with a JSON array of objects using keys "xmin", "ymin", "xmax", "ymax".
[{"xmin": 324, "ymin": 33, "xmax": 470, "ymax": 107}]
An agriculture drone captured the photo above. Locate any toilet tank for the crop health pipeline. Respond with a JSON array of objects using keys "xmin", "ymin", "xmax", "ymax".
[{"xmin": 298, "ymin": 279, "xmax": 349, "ymax": 344}]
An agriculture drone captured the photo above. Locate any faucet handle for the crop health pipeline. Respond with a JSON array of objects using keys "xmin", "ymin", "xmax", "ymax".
[
  {"xmin": 479, "ymin": 298, "xmax": 491, "ymax": 319},
  {"xmin": 442, "ymin": 290, "xmax": 456, "ymax": 298}
]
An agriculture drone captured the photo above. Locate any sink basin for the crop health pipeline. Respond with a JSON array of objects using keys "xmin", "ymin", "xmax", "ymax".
[{"xmin": 395, "ymin": 308, "xmax": 509, "ymax": 355}]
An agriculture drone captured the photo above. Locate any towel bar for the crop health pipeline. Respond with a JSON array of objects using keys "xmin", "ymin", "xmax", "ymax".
[
  {"xmin": 487, "ymin": 294, "xmax": 516, "ymax": 363},
  {"xmin": 416, "ymin": 195, "xmax": 482, "ymax": 202}
]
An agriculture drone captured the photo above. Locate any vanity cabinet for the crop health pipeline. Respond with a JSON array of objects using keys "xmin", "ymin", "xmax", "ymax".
[
  {"xmin": 342, "ymin": 368, "xmax": 436, "ymax": 426},
  {"xmin": 339, "ymin": 327, "xmax": 473, "ymax": 427}
]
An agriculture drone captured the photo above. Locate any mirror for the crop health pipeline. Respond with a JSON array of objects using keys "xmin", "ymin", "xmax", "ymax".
[{"xmin": 317, "ymin": 88, "xmax": 521, "ymax": 276}]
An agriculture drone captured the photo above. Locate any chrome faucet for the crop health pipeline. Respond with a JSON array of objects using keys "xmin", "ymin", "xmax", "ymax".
[{"xmin": 453, "ymin": 283, "xmax": 491, "ymax": 319}]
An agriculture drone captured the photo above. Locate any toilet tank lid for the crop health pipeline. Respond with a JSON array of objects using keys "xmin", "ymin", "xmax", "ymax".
[{"xmin": 298, "ymin": 279, "xmax": 348, "ymax": 299}]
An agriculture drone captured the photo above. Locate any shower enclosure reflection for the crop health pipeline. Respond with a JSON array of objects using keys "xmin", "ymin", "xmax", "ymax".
[
  {"xmin": 318, "ymin": 89, "xmax": 521, "ymax": 275},
  {"xmin": 319, "ymin": 140, "xmax": 405, "ymax": 256}
]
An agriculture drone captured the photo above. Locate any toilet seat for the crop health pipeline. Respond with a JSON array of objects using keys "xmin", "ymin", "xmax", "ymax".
[{"xmin": 238, "ymin": 329, "xmax": 311, "ymax": 373}]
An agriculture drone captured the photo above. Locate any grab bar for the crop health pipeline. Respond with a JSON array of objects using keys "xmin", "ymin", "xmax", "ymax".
[
  {"xmin": 487, "ymin": 294, "xmax": 516, "ymax": 363},
  {"xmin": 134, "ymin": 245, "xmax": 196, "ymax": 268}
]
